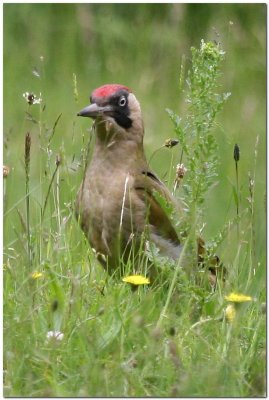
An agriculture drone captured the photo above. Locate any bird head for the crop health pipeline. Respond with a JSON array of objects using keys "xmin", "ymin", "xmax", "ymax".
[{"xmin": 77, "ymin": 84, "xmax": 144, "ymax": 142}]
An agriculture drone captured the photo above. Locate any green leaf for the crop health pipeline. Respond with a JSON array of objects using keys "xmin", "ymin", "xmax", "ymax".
[
  {"xmin": 45, "ymin": 264, "xmax": 65, "ymax": 332},
  {"xmin": 96, "ymin": 311, "xmax": 122, "ymax": 351}
]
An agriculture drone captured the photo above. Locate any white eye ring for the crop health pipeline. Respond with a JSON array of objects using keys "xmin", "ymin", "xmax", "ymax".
[{"xmin": 119, "ymin": 96, "xmax": 126, "ymax": 107}]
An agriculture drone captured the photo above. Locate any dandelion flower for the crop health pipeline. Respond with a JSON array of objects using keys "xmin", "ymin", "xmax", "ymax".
[
  {"xmin": 225, "ymin": 304, "xmax": 236, "ymax": 323},
  {"xmin": 46, "ymin": 330, "xmax": 64, "ymax": 341},
  {"xmin": 225, "ymin": 292, "xmax": 252, "ymax": 303},
  {"xmin": 122, "ymin": 275, "xmax": 150, "ymax": 285},
  {"xmin": 31, "ymin": 271, "xmax": 43, "ymax": 279}
]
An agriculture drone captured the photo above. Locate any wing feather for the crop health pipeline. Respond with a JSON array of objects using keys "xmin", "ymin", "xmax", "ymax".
[{"xmin": 134, "ymin": 169, "xmax": 181, "ymax": 247}]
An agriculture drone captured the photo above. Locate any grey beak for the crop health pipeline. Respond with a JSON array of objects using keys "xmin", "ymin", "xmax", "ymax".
[{"xmin": 77, "ymin": 103, "xmax": 113, "ymax": 118}]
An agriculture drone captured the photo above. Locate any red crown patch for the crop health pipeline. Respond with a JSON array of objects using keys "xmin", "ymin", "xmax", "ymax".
[{"xmin": 92, "ymin": 84, "xmax": 131, "ymax": 99}]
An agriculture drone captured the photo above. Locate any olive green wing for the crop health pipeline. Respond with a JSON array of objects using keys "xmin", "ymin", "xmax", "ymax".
[{"xmin": 134, "ymin": 170, "xmax": 181, "ymax": 248}]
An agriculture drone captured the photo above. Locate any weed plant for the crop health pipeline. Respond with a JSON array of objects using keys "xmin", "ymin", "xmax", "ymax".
[{"xmin": 3, "ymin": 40, "xmax": 266, "ymax": 397}]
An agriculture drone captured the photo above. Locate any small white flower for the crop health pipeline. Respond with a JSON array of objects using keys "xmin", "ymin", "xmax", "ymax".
[
  {"xmin": 46, "ymin": 330, "xmax": 64, "ymax": 341},
  {"xmin": 23, "ymin": 92, "xmax": 42, "ymax": 105},
  {"xmin": 33, "ymin": 93, "xmax": 42, "ymax": 105}
]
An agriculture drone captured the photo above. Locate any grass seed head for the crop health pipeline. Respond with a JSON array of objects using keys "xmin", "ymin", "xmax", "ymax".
[
  {"xmin": 164, "ymin": 138, "xmax": 179, "ymax": 148},
  {"xmin": 234, "ymin": 143, "xmax": 240, "ymax": 162}
]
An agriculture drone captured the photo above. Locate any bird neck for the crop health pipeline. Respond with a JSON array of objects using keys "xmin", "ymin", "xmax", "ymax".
[
  {"xmin": 93, "ymin": 135, "xmax": 146, "ymax": 168},
  {"xmin": 91, "ymin": 120, "xmax": 146, "ymax": 169}
]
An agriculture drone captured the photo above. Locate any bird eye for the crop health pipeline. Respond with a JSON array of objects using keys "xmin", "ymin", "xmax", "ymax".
[{"xmin": 118, "ymin": 96, "xmax": 126, "ymax": 107}]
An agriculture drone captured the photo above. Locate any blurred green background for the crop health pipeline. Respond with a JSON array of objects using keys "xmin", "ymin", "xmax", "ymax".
[{"xmin": 4, "ymin": 3, "xmax": 266, "ymax": 260}]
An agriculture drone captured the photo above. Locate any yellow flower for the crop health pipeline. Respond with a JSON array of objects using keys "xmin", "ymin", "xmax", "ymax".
[
  {"xmin": 122, "ymin": 275, "xmax": 150, "ymax": 285},
  {"xmin": 31, "ymin": 271, "xmax": 43, "ymax": 279},
  {"xmin": 225, "ymin": 292, "xmax": 252, "ymax": 303},
  {"xmin": 225, "ymin": 304, "xmax": 236, "ymax": 323}
]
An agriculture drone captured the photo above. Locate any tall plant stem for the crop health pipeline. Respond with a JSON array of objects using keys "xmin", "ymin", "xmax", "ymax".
[
  {"xmin": 25, "ymin": 132, "xmax": 31, "ymax": 266},
  {"xmin": 234, "ymin": 144, "xmax": 240, "ymax": 240}
]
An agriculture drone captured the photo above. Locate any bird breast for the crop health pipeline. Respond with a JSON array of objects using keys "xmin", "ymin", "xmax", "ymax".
[{"xmin": 76, "ymin": 166, "xmax": 146, "ymax": 259}]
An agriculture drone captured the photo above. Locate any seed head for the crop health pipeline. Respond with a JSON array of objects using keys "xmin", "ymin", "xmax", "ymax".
[
  {"xmin": 164, "ymin": 138, "xmax": 179, "ymax": 148},
  {"xmin": 234, "ymin": 144, "xmax": 240, "ymax": 162},
  {"xmin": 176, "ymin": 163, "xmax": 187, "ymax": 179}
]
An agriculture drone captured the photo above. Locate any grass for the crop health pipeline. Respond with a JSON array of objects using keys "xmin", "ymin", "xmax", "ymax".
[{"xmin": 3, "ymin": 5, "xmax": 266, "ymax": 397}]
